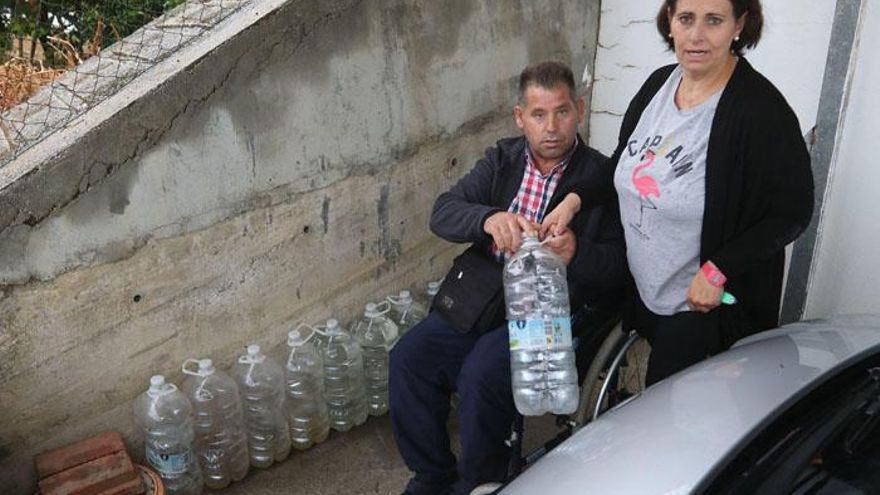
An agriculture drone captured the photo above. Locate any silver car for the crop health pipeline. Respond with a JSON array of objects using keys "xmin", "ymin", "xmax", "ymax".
[{"xmin": 501, "ymin": 314, "xmax": 880, "ymax": 494}]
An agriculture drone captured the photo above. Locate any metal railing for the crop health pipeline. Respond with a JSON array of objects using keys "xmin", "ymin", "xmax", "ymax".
[{"xmin": 0, "ymin": 0, "xmax": 252, "ymax": 168}]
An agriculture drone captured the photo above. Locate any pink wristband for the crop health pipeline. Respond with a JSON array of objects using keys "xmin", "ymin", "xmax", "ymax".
[{"xmin": 701, "ymin": 261, "xmax": 727, "ymax": 287}]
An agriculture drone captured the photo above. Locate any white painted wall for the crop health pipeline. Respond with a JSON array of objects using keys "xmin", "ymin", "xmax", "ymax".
[
  {"xmin": 589, "ymin": 0, "xmax": 837, "ymax": 154},
  {"xmin": 805, "ymin": 1, "xmax": 880, "ymax": 318}
]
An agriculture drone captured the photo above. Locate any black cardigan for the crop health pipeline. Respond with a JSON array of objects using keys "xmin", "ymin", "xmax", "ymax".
[{"xmin": 562, "ymin": 58, "xmax": 815, "ymax": 348}]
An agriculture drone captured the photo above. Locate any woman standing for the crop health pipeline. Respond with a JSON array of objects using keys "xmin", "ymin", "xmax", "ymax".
[{"xmin": 542, "ymin": 0, "xmax": 814, "ymax": 385}]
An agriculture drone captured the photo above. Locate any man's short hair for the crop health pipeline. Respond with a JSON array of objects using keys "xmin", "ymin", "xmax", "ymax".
[{"xmin": 518, "ymin": 61, "xmax": 577, "ymax": 103}]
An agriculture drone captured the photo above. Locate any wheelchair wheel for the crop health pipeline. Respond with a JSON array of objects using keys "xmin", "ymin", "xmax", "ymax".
[{"xmin": 573, "ymin": 323, "xmax": 650, "ymax": 427}]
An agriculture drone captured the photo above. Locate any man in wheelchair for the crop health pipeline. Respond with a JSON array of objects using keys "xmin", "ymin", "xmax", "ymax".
[{"xmin": 388, "ymin": 61, "xmax": 628, "ymax": 495}]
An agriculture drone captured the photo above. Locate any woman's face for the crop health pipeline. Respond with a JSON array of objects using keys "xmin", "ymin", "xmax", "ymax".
[{"xmin": 668, "ymin": 0, "xmax": 744, "ymax": 78}]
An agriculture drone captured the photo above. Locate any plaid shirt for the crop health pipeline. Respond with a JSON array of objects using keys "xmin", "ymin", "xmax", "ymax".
[{"xmin": 492, "ymin": 137, "xmax": 579, "ymax": 259}]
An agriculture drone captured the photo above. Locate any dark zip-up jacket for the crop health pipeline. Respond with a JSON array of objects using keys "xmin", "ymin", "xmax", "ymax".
[
  {"xmin": 431, "ymin": 135, "xmax": 627, "ymax": 307},
  {"xmin": 560, "ymin": 58, "xmax": 815, "ymax": 347}
]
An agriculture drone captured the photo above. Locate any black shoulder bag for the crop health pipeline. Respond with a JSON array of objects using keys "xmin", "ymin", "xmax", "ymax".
[{"xmin": 431, "ymin": 245, "xmax": 506, "ymax": 334}]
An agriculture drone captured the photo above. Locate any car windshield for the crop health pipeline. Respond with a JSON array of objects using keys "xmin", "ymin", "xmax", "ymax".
[
  {"xmin": 790, "ymin": 367, "xmax": 880, "ymax": 494},
  {"xmin": 701, "ymin": 358, "xmax": 880, "ymax": 494}
]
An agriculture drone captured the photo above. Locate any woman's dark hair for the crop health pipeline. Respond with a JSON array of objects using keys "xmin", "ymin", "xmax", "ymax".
[
  {"xmin": 655, "ymin": 0, "xmax": 763, "ymax": 56},
  {"xmin": 518, "ymin": 61, "xmax": 577, "ymax": 103}
]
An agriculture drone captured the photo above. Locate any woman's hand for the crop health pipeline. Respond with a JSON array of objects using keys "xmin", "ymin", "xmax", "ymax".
[
  {"xmin": 540, "ymin": 193, "xmax": 582, "ymax": 237},
  {"xmin": 687, "ymin": 269, "xmax": 724, "ymax": 313},
  {"xmin": 542, "ymin": 228, "xmax": 577, "ymax": 265}
]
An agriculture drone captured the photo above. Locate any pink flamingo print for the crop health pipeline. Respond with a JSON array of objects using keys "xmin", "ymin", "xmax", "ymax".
[{"xmin": 631, "ymin": 149, "xmax": 661, "ymax": 227}]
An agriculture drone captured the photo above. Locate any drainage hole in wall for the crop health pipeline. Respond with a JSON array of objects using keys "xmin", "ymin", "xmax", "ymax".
[
  {"xmin": 133, "ymin": 294, "xmax": 143, "ymax": 303},
  {"xmin": 303, "ymin": 225, "xmax": 311, "ymax": 234}
]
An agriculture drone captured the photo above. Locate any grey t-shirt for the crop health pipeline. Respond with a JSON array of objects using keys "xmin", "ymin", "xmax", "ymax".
[{"xmin": 613, "ymin": 65, "xmax": 722, "ymax": 315}]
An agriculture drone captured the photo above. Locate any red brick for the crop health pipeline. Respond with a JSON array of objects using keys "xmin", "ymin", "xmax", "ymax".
[
  {"xmin": 35, "ymin": 431, "xmax": 126, "ymax": 478},
  {"xmin": 38, "ymin": 450, "xmax": 139, "ymax": 495}
]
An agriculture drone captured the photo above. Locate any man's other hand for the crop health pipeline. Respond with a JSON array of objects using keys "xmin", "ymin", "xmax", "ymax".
[
  {"xmin": 484, "ymin": 212, "xmax": 537, "ymax": 255},
  {"xmin": 542, "ymin": 228, "xmax": 576, "ymax": 265}
]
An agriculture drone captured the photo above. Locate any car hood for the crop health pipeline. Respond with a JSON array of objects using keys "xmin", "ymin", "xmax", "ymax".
[{"xmin": 501, "ymin": 314, "xmax": 880, "ymax": 495}]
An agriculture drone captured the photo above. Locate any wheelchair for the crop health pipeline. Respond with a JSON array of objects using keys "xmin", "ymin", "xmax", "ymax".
[{"xmin": 470, "ymin": 299, "xmax": 650, "ymax": 495}]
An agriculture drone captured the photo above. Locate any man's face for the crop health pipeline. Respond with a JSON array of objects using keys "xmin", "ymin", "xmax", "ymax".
[{"xmin": 514, "ymin": 83, "xmax": 585, "ymax": 168}]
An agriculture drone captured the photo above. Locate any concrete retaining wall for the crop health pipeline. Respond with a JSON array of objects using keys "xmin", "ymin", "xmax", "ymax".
[{"xmin": 0, "ymin": 0, "xmax": 600, "ymax": 492}]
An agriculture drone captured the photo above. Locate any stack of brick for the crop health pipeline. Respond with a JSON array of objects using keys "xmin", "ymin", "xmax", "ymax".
[{"xmin": 34, "ymin": 431, "xmax": 145, "ymax": 495}]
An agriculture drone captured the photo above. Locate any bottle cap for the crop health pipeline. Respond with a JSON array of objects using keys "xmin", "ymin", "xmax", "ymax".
[
  {"xmin": 521, "ymin": 233, "xmax": 540, "ymax": 245},
  {"xmin": 238, "ymin": 343, "xmax": 267, "ymax": 364},
  {"xmin": 198, "ymin": 359, "xmax": 215, "ymax": 375},
  {"xmin": 427, "ymin": 281, "xmax": 440, "ymax": 296},
  {"xmin": 149, "ymin": 375, "xmax": 166, "ymax": 393},
  {"xmin": 365, "ymin": 302, "xmax": 379, "ymax": 317}
]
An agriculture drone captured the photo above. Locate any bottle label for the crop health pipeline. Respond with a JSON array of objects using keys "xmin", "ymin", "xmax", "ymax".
[
  {"xmin": 146, "ymin": 446, "xmax": 192, "ymax": 475},
  {"xmin": 508, "ymin": 317, "xmax": 572, "ymax": 350}
]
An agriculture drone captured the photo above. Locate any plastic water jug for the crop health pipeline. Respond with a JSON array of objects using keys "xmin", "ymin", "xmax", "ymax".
[
  {"xmin": 387, "ymin": 290, "xmax": 427, "ymax": 336},
  {"xmin": 231, "ymin": 345, "xmax": 291, "ymax": 468},
  {"xmin": 133, "ymin": 375, "xmax": 203, "ymax": 495},
  {"xmin": 503, "ymin": 235, "xmax": 578, "ymax": 416},
  {"xmin": 285, "ymin": 324, "xmax": 330, "ymax": 449},
  {"xmin": 181, "ymin": 359, "xmax": 250, "ymax": 488},
  {"xmin": 321, "ymin": 318, "xmax": 368, "ymax": 431},
  {"xmin": 353, "ymin": 302, "xmax": 399, "ymax": 415}
]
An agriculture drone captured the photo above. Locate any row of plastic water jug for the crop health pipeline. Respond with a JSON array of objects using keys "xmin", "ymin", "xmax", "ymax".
[{"xmin": 133, "ymin": 286, "xmax": 436, "ymax": 494}]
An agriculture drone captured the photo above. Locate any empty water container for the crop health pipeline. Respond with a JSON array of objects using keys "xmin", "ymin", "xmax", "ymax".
[{"xmin": 503, "ymin": 235, "xmax": 578, "ymax": 416}]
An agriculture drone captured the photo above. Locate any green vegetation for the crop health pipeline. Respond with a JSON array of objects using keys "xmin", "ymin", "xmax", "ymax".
[{"xmin": 1, "ymin": 0, "xmax": 186, "ymax": 66}]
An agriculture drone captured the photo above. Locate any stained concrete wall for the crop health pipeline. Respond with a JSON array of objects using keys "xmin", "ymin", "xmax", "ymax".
[
  {"xmin": 804, "ymin": 1, "xmax": 880, "ymax": 318},
  {"xmin": 0, "ymin": 0, "xmax": 600, "ymax": 492}
]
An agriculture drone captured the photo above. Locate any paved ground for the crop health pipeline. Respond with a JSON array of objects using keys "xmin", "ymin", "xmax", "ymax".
[
  {"xmin": 211, "ymin": 334, "xmax": 651, "ymax": 494},
  {"xmin": 213, "ymin": 413, "xmax": 561, "ymax": 495}
]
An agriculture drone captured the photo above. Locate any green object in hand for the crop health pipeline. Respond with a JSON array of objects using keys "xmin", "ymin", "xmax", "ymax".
[{"xmin": 721, "ymin": 291, "xmax": 737, "ymax": 305}]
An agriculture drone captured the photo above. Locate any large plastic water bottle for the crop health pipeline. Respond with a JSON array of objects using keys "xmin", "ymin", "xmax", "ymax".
[
  {"xmin": 285, "ymin": 324, "xmax": 330, "ymax": 450},
  {"xmin": 503, "ymin": 235, "xmax": 578, "ymax": 416},
  {"xmin": 322, "ymin": 318, "xmax": 368, "ymax": 431},
  {"xmin": 353, "ymin": 302, "xmax": 399, "ymax": 415},
  {"xmin": 230, "ymin": 345, "xmax": 291, "ymax": 468},
  {"xmin": 387, "ymin": 290, "xmax": 427, "ymax": 336},
  {"xmin": 133, "ymin": 375, "xmax": 203, "ymax": 495},
  {"xmin": 181, "ymin": 359, "xmax": 250, "ymax": 489}
]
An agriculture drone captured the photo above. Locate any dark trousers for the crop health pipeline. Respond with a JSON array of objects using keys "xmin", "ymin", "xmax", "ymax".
[
  {"xmin": 635, "ymin": 296, "xmax": 719, "ymax": 386},
  {"xmin": 389, "ymin": 312, "xmax": 514, "ymax": 495}
]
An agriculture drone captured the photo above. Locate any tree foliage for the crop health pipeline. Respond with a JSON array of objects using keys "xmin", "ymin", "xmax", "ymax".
[{"xmin": 1, "ymin": 0, "xmax": 185, "ymax": 66}]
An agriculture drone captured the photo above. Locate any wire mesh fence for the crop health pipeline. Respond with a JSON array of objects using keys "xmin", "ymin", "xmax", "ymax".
[{"xmin": 0, "ymin": 0, "xmax": 253, "ymax": 168}]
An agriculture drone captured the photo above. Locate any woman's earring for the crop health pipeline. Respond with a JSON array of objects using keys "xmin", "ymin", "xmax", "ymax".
[
  {"xmin": 668, "ymin": 33, "xmax": 673, "ymax": 38},
  {"xmin": 734, "ymin": 35, "xmax": 740, "ymax": 41}
]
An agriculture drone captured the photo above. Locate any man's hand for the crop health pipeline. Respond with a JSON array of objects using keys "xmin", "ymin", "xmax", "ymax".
[
  {"xmin": 686, "ymin": 269, "xmax": 723, "ymax": 313},
  {"xmin": 542, "ymin": 228, "xmax": 576, "ymax": 264},
  {"xmin": 540, "ymin": 193, "xmax": 581, "ymax": 237},
  {"xmin": 484, "ymin": 212, "xmax": 537, "ymax": 255}
]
